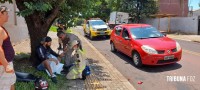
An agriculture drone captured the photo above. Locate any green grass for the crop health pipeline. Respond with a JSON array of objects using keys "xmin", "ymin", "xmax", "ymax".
[
  {"xmin": 15, "ymin": 52, "xmax": 30, "ymax": 60},
  {"xmin": 14, "ymin": 53, "xmax": 67, "ymax": 90},
  {"xmin": 49, "ymin": 25, "xmax": 58, "ymax": 32},
  {"xmin": 49, "ymin": 25, "xmax": 73, "ymax": 33}
]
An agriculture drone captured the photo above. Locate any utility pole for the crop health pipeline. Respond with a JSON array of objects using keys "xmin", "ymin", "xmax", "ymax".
[
  {"xmin": 12, "ymin": 0, "xmax": 17, "ymax": 25},
  {"xmin": 182, "ymin": 0, "xmax": 185, "ymax": 17}
]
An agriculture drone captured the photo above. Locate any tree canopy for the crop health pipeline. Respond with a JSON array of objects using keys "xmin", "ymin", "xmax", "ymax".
[
  {"xmin": 0, "ymin": 0, "xmax": 158, "ymax": 65},
  {"xmin": 119, "ymin": 0, "xmax": 158, "ymax": 22},
  {"xmin": 1, "ymin": 0, "xmax": 158, "ymax": 25}
]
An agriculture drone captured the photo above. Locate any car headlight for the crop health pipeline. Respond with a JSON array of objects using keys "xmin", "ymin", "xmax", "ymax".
[
  {"xmin": 176, "ymin": 42, "xmax": 181, "ymax": 51},
  {"xmin": 92, "ymin": 27, "xmax": 97, "ymax": 31},
  {"xmin": 141, "ymin": 45, "xmax": 158, "ymax": 54}
]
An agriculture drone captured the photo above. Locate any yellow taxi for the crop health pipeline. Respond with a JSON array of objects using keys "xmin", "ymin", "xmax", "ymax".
[{"xmin": 83, "ymin": 19, "xmax": 112, "ymax": 39}]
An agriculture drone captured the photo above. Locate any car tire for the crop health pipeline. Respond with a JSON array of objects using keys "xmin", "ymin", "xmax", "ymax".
[
  {"xmin": 110, "ymin": 42, "xmax": 117, "ymax": 52},
  {"xmin": 106, "ymin": 35, "xmax": 110, "ymax": 39},
  {"xmin": 132, "ymin": 52, "xmax": 142, "ymax": 67},
  {"xmin": 84, "ymin": 31, "xmax": 87, "ymax": 37}
]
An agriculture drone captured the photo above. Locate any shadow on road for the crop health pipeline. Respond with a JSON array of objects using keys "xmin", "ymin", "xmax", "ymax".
[{"xmin": 111, "ymin": 51, "xmax": 182, "ymax": 73}]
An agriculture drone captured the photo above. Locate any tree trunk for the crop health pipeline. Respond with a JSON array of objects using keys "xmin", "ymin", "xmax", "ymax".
[
  {"xmin": 15, "ymin": 0, "xmax": 60, "ymax": 66},
  {"xmin": 25, "ymin": 14, "xmax": 57, "ymax": 66},
  {"xmin": 24, "ymin": 14, "xmax": 47, "ymax": 66}
]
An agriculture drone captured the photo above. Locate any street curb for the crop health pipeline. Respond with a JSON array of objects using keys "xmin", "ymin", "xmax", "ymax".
[{"xmin": 74, "ymin": 31, "xmax": 136, "ymax": 90}]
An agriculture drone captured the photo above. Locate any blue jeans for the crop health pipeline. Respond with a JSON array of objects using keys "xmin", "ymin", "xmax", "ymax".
[{"xmin": 37, "ymin": 63, "xmax": 46, "ymax": 71}]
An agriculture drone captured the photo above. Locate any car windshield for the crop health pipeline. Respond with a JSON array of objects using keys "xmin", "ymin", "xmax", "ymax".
[
  {"xmin": 90, "ymin": 20, "xmax": 105, "ymax": 26},
  {"xmin": 130, "ymin": 27, "xmax": 164, "ymax": 39}
]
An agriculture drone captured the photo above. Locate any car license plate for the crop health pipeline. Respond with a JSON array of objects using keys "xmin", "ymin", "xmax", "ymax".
[
  {"xmin": 100, "ymin": 32, "xmax": 105, "ymax": 35},
  {"xmin": 164, "ymin": 55, "xmax": 174, "ymax": 60}
]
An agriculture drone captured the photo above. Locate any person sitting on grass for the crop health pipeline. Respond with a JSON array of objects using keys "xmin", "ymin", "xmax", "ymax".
[{"xmin": 36, "ymin": 36, "xmax": 64, "ymax": 83}]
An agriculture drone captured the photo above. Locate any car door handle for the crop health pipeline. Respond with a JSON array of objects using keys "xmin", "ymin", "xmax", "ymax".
[{"xmin": 119, "ymin": 40, "xmax": 122, "ymax": 42}]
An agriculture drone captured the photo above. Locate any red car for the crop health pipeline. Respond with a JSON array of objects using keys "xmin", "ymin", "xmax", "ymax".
[{"xmin": 110, "ymin": 24, "xmax": 182, "ymax": 67}]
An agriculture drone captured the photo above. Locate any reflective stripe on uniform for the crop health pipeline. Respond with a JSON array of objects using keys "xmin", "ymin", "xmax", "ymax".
[
  {"xmin": 72, "ymin": 69, "xmax": 78, "ymax": 74},
  {"xmin": 78, "ymin": 49, "xmax": 85, "ymax": 54}
]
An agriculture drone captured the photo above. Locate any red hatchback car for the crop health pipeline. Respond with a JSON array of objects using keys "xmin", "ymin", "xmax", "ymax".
[{"xmin": 110, "ymin": 24, "xmax": 182, "ymax": 67}]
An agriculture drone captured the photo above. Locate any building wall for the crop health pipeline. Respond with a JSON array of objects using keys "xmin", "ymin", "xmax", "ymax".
[
  {"xmin": 158, "ymin": 0, "xmax": 189, "ymax": 17},
  {"xmin": 144, "ymin": 16, "xmax": 198, "ymax": 35},
  {"xmin": 170, "ymin": 17, "xmax": 198, "ymax": 34},
  {"xmin": 143, "ymin": 18, "xmax": 168, "ymax": 31},
  {"xmin": 1, "ymin": 2, "xmax": 29, "ymax": 44}
]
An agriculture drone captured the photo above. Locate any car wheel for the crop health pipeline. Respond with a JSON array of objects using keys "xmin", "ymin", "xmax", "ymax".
[
  {"xmin": 89, "ymin": 32, "xmax": 93, "ymax": 40},
  {"xmin": 84, "ymin": 31, "xmax": 87, "ymax": 37},
  {"xmin": 132, "ymin": 52, "xmax": 142, "ymax": 67},
  {"xmin": 110, "ymin": 42, "xmax": 117, "ymax": 52},
  {"xmin": 106, "ymin": 35, "xmax": 110, "ymax": 39}
]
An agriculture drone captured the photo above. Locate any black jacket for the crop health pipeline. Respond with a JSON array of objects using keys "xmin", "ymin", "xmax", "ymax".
[{"xmin": 36, "ymin": 45, "xmax": 59, "ymax": 64}]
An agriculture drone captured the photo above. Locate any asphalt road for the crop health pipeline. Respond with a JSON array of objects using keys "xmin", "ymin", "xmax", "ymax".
[{"xmin": 75, "ymin": 26, "xmax": 200, "ymax": 90}]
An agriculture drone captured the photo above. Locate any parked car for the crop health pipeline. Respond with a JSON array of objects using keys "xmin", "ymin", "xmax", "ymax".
[
  {"xmin": 83, "ymin": 18, "xmax": 112, "ymax": 39},
  {"xmin": 110, "ymin": 24, "xmax": 182, "ymax": 67}
]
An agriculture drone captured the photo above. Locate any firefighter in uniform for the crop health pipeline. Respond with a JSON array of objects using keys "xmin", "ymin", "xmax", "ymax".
[{"xmin": 66, "ymin": 40, "xmax": 86, "ymax": 79}]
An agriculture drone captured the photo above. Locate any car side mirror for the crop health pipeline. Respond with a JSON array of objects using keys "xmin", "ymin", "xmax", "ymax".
[{"xmin": 163, "ymin": 33, "xmax": 167, "ymax": 37}]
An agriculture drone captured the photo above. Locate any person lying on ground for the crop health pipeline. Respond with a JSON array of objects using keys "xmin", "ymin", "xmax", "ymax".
[{"xmin": 36, "ymin": 36, "xmax": 64, "ymax": 83}]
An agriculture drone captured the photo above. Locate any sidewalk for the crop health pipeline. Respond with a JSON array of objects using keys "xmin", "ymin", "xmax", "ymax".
[
  {"xmin": 167, "ymin": 33, "xmax": 200, "ymax": 43},
  {"xmin": 73, "ymin": 31, "xmax": 136, "ymax": 90},
  {"xmin": 14, "ymin": 31, "xmax": 136, "ymax": 90},
  {"xmin": 60, "ymin": 30, "xmax": 136, "ymax": 89}
]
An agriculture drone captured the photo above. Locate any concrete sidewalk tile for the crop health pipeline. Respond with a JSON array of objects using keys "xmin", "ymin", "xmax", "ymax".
[
  {"xmin": 76, "ymin": 80, "xmax": 85, "ymax": 89},
  {"xmin": 113, "ymin": 71, "xmax": 129, "ymax": 82},
  {"xmin": 105, "ymin": 67, "xmax": 128, "ymax": 82}
]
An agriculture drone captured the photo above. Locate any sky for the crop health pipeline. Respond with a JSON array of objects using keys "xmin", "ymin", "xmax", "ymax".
[{"xmin": 189, "ymin": 0, "xmax": 200, "ymax": 10}]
